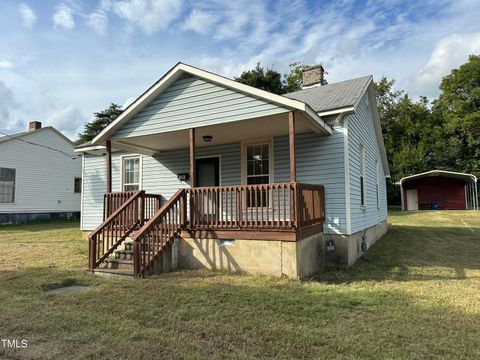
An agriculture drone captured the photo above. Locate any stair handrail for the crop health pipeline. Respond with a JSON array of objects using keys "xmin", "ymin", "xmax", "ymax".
[
  {"xmin": 132, "ymin": 188, "xmax": 187, "ymax": 278},
  {"xmin": 88, "ymin": 190, "xmax": 144, "ymax": 270}
]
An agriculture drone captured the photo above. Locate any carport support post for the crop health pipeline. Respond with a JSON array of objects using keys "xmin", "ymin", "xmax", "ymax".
[
  {"xmin": 189, "ymin": 128, "xmax": 196, "ymax": 226},
  {"xmin": 106, "ymin": 140, "xmax": 112, "ymax": 194},
  {"xmin": 289, "ymin": 111, "xmax": 296, "ymax": 183}
]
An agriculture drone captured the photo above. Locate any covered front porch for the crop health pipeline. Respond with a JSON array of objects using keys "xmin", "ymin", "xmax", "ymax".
[
  {"xmin": 104, "ymin": 109, "xmax": 327, "ymax": 233},
  {"xmin": 88, "ymin": 110, "xmax": 328, "ymax": 277}
]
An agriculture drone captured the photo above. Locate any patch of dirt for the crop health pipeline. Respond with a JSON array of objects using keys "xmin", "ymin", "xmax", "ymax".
[
  {"xmin": 45, "ymin": 285, "xmax": 92, "ymax": 295},
  {"xmin": 41, "ymin": 278, "xmax": 90, "ymax": 294}
]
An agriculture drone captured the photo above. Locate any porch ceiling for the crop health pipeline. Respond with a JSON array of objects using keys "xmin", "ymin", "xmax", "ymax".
[{"xmin": 111, "ymin": 111, "xmax": 329, "ymax": 155}]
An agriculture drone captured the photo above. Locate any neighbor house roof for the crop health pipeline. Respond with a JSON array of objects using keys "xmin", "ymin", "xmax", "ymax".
[
  {"xmin": 0, "ymin": 131, "xmax": 27, "ymax": 144},
  {"xmin": 400, "ymin": 170, "xmax": 477, "ymax": 185},
  {"xmin": 284, "ymin": 76, "xmax": 372, "ymax": 115},
  {"xmin": 0, "ymin": 127, "xmax": 74, "ymax": 146}
]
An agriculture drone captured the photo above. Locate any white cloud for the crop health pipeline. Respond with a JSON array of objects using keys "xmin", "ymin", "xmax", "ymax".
[
  {"xmin": 110, "ymin": 0, "xmax": 183, "ymax": 34},
  {"xmin": 45, "ymin": 104, "xmax": 84, "ymax": 140},
  {"xmin": 87, "ymin": 10, "xmax": 108, "ymax": 35},
  {"xmin": 0, "ymin": 56, "xmax": 14, "ymax": 69},
  {"xmin": 53, "ymin": 3, "xmax": 75, "ymax": 30},
  {"xmin": 182, "ymin": 10, "xmax": 217, "ymax": 35},
  {"xmin": 18, "ymin": 3, "xmax": 38, "ymax": 29},
  {"xmin": 0, "ymin": 82, "xmax": 23, "ymax": 133},
  {"xmin": 410, "ymin": 33, "xmax": 480, "ymax": 97}
]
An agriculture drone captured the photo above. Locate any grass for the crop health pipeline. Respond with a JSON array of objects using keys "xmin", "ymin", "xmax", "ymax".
[{"xmin": 0, "ymin": 212, "xmax": 479, "ymax": 359}]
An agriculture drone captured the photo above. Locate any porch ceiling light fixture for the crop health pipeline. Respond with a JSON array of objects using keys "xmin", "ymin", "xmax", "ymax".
[{"xmin": 202, "ymin": 135, "xmax": 213, "ymax": 143}]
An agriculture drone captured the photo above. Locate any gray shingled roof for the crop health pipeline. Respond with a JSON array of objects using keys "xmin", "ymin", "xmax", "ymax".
[{"xmin": 283, "ymin": 75, "xmax": 372, "ymax": 113}]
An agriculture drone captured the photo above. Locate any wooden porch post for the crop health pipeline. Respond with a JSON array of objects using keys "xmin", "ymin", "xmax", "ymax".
[
  {"xmin": 189, "ymin": 128, "xmax": 195, "ymax": 227},
  {"xmin": 288, "ymin": 111, "xmax": 296, "ymax": 183},
  {"xmin": 189, "ymin": 128, "xmax": 196, "ymax": 187},
  {"xmin": 106, "ymin": 140, "xmax": 112, "ymax": 193}
]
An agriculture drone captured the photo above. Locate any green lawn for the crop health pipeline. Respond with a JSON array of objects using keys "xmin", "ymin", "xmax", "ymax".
[{"xmin": 0, "ymin": 211, "xmax": 479, "ymax": 359}]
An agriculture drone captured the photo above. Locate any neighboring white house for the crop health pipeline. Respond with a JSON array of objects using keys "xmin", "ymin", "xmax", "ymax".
[
  {"xmin": 0, "ymin": 122, "xmax": 81, "ymax": 224},
  {"xmin": 77, "ymin": 63, "xmax": 390, "ymax": 278}
]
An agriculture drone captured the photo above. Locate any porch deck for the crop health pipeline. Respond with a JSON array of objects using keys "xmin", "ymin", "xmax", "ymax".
[{"xmin": 88, "ymin": 182, "xmax": 325, "ymax": 277}]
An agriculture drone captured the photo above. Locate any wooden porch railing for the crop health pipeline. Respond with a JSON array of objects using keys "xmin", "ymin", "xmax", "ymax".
[
  {"xmin": 131, "ymin": 189, "xmax": 187, "ymax": 278},
  {"xmin": 88, "ymin": 190, "xmax": 161, "ymax": 271},
  {"xmin": 104, "ymin": 191, "xmax": 161, "ymax": 220},
  {"xmin": 187, "ymin": 182, "xmax": 325, "ymax": 230},
  {"xmin": 296, "ymin": 183, "xmax": 325, "ymax": 227}
]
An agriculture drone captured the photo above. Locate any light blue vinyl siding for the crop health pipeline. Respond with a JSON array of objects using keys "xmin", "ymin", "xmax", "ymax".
[
  {"xmin": 348, "ymin": 92, "xmax": 388, "ymax": 234},
  {"xmin": 275, "ymin": 128, "xmax": 347, "ymax": 235},
  {"xmin": 81, "ymin": 143, "xmax": 241, "ymax": 230},
  {"xmin": 80, "ymin": 132, "xmax": 348, "ymax": 232},
  {"xmin": 112, "ymin": 74, "xmax": 289, "ymax": 139}
]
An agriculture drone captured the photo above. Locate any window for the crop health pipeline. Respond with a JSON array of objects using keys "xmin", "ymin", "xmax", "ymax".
[
  {"xmin": 122, "ymin": 156, "xmax": 141, "ymax": 191},
  {"xmin": 246, "ymin": 143, "xmax": 270, "ymax": 207},
  {"xmin": 376, "ymin": 161, "xmax": 380, "ymax": 207},
  {"xmin": 0, "ymin": 168, "xmax": 16, "ymax": 203},
  {"xmin": 74, "ymin": 178, "xmax": 82, "ymax": 193},
  {"xmin": 360, "ymin": 144, "xmax": 366, "ymax": 207}
]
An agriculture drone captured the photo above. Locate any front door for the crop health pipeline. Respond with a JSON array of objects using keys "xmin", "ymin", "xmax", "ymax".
[
  {"xmin": 406, "ymin": 189, "xmax": 418, "ymax": 211},
  {"xmin": 195, "ymin": 157, "xmax": 220, "ymax": 222},
  {"xmin": 196, "ymin": 157, "xmax": 219, "ymax": 187}
]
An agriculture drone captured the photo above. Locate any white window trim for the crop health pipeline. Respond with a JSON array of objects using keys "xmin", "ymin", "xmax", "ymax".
[
  {"xmin": 360, "ymin": 143, "xmax": 366, "ymax": 210},
  {"xmin": 120, "ymin": 154, "xmax": 143, "ymax": 192},
  {"xmin": 0, "ymin": 167, "xmax": 17, "ymax": 205},
  {"xmin": 240, "ymin": 137, "xmax": 275, "ymax": 210},
  {"xmin": 240, "ymin": 137, "xmax": 275, "ymax": 186},
  {"xmin": 195, "ymin": 155, "xmax": 222, "ymax": 186}
]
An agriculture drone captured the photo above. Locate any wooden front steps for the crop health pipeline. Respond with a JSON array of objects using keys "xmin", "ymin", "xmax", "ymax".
[
  {"xmin": 93, "ymin": 239, "xmax": 178, "ymax": 278},
  {"xmin": 93, "ymin": 240, "xmax": 135, "ymax": 278}
]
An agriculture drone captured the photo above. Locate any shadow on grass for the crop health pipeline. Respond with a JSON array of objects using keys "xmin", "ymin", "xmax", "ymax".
[
  {"xmin": 0, "ymin": 219, "xmax": 80, "ymax": 233},
  {"xmin": 0, "ymin": 266, "xmax": 479, "ymax": 359},
  {"xmin": 314, "ymin": 223, "xmax": 480, "ymax": 284}
]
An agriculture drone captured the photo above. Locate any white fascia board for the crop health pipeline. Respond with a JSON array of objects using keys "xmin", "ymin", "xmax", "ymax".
[
  {"xmin": 74, "ymin": 145, "xmax": 106, "ymax": 153},
  {"xmin": 316, "ymin": 106, "xmax": 355, "ymax": 117},
  {"xmin": 92, "ymin": 62, "xmax": 332, "ymax": 144}
]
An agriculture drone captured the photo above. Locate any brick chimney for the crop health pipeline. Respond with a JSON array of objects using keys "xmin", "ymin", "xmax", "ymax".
[
  {"xmin": 302, "ymin": 65, "xmax": 327, "ymax": 88},
  {"xmin": 28, "ymin": 121, "xmax": 42, "ymax": 131}
]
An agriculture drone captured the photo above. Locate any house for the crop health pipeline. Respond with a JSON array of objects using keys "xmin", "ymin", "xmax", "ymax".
[
  {"xmin": 0, "ymin": 122, "xmax": 81, "ymax": 224},
  {"xmin": 400, "ymin": 170, "xmax": 478, "ymax": 211},
  {"xmin": 76, "ymin": 63, "xmax": 390, "ymax": 278}
]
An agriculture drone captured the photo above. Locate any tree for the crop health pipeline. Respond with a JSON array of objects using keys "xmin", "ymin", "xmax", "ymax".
[
  {"xmin": 77, "ymin": 103, "xmax": 123, "ymax": 144},
  {"xmin": 283, "ymin": 62, "xmax": 307, "ymax": 92},
  {"xmin": 235, "ymin": 62, "xmax": 315, "ymax": 94},
  {"xmin": 374, "ymin": 77, "xmax": 436, "ymax": 204},
  {"xmin": 432, "ymin": 54, "xmax": 480, "ymax": 178},
  {"xmin": 235, "ymin": 63, "xmax": 286, "ymax": 95}
]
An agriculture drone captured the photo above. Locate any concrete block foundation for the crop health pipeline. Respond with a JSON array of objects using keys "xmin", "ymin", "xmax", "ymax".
[{"xmin": 177, "ymin": 220, "xmax": 388, "ymax": 277}]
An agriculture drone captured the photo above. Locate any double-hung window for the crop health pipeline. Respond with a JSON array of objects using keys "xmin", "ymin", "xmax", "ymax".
[
  {"xmin": 246, "ymin": 143, "xmax": 270, "ymax": 207},
  {"xmin": 122, "ymin": 156, "xmax": 141, "ymax": 191},
  {"xmin": 0, "ymin": 168, "xmax": 16, "ymax": 203}
]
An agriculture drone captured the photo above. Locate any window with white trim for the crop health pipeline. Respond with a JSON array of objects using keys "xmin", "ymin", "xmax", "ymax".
[
  {"xmin": 360, "ymin": 144, "xmax": 366, "ymax": 207},
  {"xmin": 246, "ymin": 143, "xmax": 270, "ymax": 207},
  {"xmin": 0, "ymin": 168, "xmax": 16, "ymax": 203},
  {"xmin": 122, "ymin": 156, "xmax": 140, "ymax": 191}
]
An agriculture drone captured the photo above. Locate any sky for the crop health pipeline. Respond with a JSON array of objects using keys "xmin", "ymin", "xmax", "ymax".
[{"xmin": 0, "ymin": 0, "xmax": 479, "ymax": 140}]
